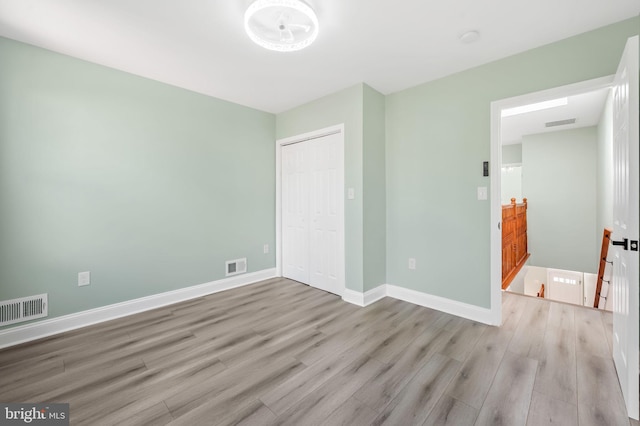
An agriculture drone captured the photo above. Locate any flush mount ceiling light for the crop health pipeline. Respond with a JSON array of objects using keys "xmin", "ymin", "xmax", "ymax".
[{"xmin": 244, "ymin": 0, "xmax": 319, "ymax": 52}]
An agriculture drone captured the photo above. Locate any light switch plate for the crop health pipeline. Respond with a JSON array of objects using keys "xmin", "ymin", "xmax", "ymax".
[
  {"xmin": 78, "ymin": 271, "xmax": 91, "ymax": 287},
  {"xmin": 347, "ymin": 188, "xmax": 355, "ymax": 199},
  {"xmin": 477, "ymin": 186, "xmax": 488, "ymax": 200},
  {"xmin": 408, "ymin": 258, "xmax": 416, "ymax": 270}
]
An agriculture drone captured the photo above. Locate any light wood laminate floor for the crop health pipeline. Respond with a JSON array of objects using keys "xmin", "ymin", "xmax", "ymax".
[{"xmin": 0, "ymin": 278, "xmax": 633, "ymax": 425}]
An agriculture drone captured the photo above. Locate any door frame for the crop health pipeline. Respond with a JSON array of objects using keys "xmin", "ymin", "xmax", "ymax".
[
  {"xmin": 489, "ymin": 76, "xmax": 614, "ymax": 325},
  {"xmin": 275, "ymin": 124, "xmax": 346, "ymax": 295}
]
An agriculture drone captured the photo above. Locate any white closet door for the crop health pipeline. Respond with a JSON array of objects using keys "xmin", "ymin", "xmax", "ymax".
[
  {"xmin": 281, "ymin": 132, "xmax": 343, "ymax": 296},
  {"xmin": 282, "ymin": 142, "xmax": 309, "ymax": 284},
  {"xmin": 308, "ymin": 134, "xmax": 341, "ymax": 294}
]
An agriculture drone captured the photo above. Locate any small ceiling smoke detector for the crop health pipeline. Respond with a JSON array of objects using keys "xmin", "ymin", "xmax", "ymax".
[
  {"xmin": 244, "ymin": 0, "xmax": 319, "ymax": 52},
  {"xmin": 459, "ymin": 30, "xmax": 480, "ymax": 44}
]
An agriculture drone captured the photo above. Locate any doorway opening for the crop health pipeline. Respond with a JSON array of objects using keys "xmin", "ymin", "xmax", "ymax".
[
  {"xmin": 490, "ymin": 75, "xmax": 614, "ymax": 322},
  {"xmin": 491, "ymin": 35, "xmax": 639, "ymax": 420},
  {"xmin": 500, "ymin": 83, "xmax": 613, "ymax": 309}
]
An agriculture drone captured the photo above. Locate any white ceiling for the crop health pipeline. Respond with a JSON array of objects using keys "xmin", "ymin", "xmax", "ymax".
[
  {"xmin": 501, "ymin": 88, "xmax": 612, "ymax": 145},
  {"xmin": 0, "ymin": 1, "xmax": 637, "ymax": 113}
]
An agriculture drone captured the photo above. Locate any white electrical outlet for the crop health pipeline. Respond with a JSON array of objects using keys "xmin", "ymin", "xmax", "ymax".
[
  {"xmin": 263, "ymin": 244, "xmax": 269, "ymax": 254},
  {"xmin": 408, "ymin": 258, "xmax": 416, "ymax": 270},
  {"xmin": 78, "ymin": 271, "xmax": 91, "ymax": 287}
]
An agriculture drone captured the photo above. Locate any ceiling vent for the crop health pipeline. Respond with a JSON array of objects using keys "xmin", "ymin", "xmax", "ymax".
[{"xmin": 545, "ymin": 118, "xmax": 576, "ymax": 128}]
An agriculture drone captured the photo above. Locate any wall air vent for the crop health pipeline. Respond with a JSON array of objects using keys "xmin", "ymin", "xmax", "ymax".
[
  {"xmin": 545, "ymin": 118, "xmax": 576, "ymax": 128},
  {"xmin": 0, "ymin": 294, "xmax": 48, "ymax": 326},
  {"xmin": 226, "ymin": 258, "xmax": 247, "ymax": 277}
]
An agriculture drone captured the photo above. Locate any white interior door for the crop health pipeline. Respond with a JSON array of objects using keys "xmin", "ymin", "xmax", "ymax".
[
  {"xmin": 611, "ymin": 35, "xmax": 639, "ymax": 421},
  {"xmin": 282, "ymin": 142, "xmax": 309, "ymax": 284},
  {"xmin": 281, "ymin": 131, "xmax": 344, "ymax": 296},
  {"xmin": 308, "ymin": 135, "xmax": 342, "ymax": 294}
]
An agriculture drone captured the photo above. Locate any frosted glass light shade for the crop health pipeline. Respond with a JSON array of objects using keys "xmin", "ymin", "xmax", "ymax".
[{"xmin": 244, "ymin": 0, "xmax": 319, "ymax": 52}]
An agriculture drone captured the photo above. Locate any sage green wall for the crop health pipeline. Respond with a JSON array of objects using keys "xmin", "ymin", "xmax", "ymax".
[
  {"xmin": 276, "ymin": 84, "xmax": 365, "ymax": 291},
  {"xmin": 2, "ymin": 16, "xmax": 637, "ymax": 327},
  {"xmin": 597, "ymin": 92, "xmax": 614, "ymax": 243},
  {"xmin": 275, "ymin": 83, "xmax": 386, "ymax": 292},
  {"xmin": 522, "ymin": 127, "xmax": 598, "ymax": 273},
  {"xmin": 385, "ymin": 17, "xmax": 638, "ymax": 308},
  {"xmin": 0, "ymin": 37, "xmax": 276, "ymax": 325},
  {"xmin": 363, "ymin": 85, "xmax": 386, "ymax": 292},
  {"xmin": 502, "ymin": 144, "xmax": 523, "ymax": 164}
]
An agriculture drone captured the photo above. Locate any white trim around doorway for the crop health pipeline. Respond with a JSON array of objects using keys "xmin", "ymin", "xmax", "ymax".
[{"xmin": 489, "ymin": 75, "xmax": 614, "ymax": 325}]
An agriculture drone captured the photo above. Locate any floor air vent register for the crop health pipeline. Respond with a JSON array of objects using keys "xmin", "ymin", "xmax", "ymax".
[
  {"xmin": 0, "ymin": 294, "xmax": 48, "ymax": 326},
  {"xmin": 226, "ymin": 258, "xmax": 247, "ymax": 277}
]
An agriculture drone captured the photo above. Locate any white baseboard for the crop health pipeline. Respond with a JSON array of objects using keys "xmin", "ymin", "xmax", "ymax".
[
  {"xmin": 364, "ymin": 285, "xmax": 387, "ymax": 306},
  {"xmin": 0, "ymin": 268, "xmax": 277, "ymax": 349},
  {"xmin": 344, "ymin": 283, "xmax": 494, "ymax": 325},
  {"xmin": 342, "ymin": 285, "xmax": 387, "ymax": 307},
  {"xmin": 385, "ymin": 284, "xmax": 494, "ymax": 325},
  {"xmin": 342, "ymin": 289, "xmax": 366, "ymax": 306},
  {"xmin": 0, "ymin": 273, "xmax": 495, "ymax": 349}
]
